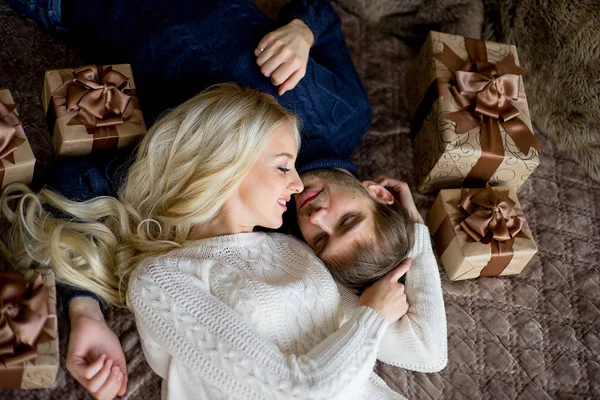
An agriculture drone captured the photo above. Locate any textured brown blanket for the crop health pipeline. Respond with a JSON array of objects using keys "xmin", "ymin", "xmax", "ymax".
[{"xmin": 1, "ymin": 0, "xmax": 599, "ymax": 399}]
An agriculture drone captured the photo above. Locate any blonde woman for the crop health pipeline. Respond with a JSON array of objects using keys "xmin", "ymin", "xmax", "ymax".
[{"xmin": 2, "ymin": 84, "xmax": 429, "ymax": 399}]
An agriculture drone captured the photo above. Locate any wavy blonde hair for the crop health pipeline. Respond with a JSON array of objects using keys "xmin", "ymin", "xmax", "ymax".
[{"xmin": 0, "ymin": 83, "xmax": 300, "ymax": 307}]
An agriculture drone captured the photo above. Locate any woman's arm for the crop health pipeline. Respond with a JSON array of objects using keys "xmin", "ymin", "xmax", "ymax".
[
  {"xmin": 338, "ymin": 224, "xmax": 448, "ymax": 372},
  {"xmin": 128, "ymin": 260, "xmax": 389, "ymax": 400}
]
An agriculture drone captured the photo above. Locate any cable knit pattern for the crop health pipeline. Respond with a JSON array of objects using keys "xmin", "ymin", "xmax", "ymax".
[{"xmin": 128, "ymin": 230, "xmax": 445, "ymax": 399}]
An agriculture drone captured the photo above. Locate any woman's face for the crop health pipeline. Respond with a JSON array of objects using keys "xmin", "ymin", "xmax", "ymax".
[{"xmin": 233, "ymin": 125, "xmax": 304, "ymax": 229}]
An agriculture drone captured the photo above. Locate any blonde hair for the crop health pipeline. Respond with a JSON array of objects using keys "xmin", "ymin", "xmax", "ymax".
[{"xmin": 0, "ymin": 83, "xmax": 300, "ymax": 307}]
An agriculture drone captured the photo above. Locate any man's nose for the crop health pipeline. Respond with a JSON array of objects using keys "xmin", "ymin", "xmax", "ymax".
[{"xmin": 309, "ymin": 207, "xmax": 333, "ymax": 234}]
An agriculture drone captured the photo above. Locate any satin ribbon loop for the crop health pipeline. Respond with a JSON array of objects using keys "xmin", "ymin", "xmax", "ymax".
[{"xmin": 0, "ymin": 273, "xmax": 49, "ymax": 367}]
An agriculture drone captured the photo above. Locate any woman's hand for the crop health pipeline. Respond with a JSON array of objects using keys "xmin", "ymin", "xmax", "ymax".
[
  {"xmin": 254, "ymin": 19, "xmax": 314, "ymax": 96},
  {"xmin": 359, "ymin": 259, "xmax": 412, "ymax": 323},
  {"xmin": 67, "ymin": 297, "xmax": 127, "ymax": 400},
  {"xmin": 374, "ymin": 176, "xmax": 424, "ymax": 224}
]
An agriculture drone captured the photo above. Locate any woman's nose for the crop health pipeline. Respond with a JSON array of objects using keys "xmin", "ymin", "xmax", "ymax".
[{"xmin": 288, "ymin": 169, "xmax": 304, "ymax": 193}]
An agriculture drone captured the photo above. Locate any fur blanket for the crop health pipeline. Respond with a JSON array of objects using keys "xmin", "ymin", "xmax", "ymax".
[
  {"xmin": 483, "ymin": 0, "xmax": 600, "ymax": 181},
  {"xmin": 333, "ymin": 0, "xmax": 484, "ymax": 48},
  {"xmin": 336, "ymin": 0, "xmax": 600, "ymax": 182}
]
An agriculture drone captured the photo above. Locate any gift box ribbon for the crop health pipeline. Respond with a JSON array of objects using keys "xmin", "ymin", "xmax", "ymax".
[
  {"xmin": 0, "ymin": 99, "xmax": 27, "ymax": 187},
  {"xmin": 412, "ymin": 37, "xmax": 541, "ymax": 186},
  {"xmin": 0, "ymin": 272, "xmax": 53, "ymax": 387},
  {"xmin": 433, "ymin": 187, "xmax": 528, "ymax": 278},
  {"xmin": 48, "ymin": 65, "xmax": 142, "ymax": 152}
]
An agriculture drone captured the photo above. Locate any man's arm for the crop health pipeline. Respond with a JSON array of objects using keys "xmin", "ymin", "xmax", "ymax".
[{"xmin": 62, "ymin": 294, "xmax": 128, "ymax": 399}]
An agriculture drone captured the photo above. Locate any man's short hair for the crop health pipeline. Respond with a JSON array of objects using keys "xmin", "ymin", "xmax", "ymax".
[{"xmin": 324, "ymin": 199, "xmax": 415, "ymax": 294}]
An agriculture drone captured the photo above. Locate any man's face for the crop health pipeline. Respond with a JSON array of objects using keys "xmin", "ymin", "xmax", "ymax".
[{"xmin": 295, "ymin": 169, "xmax": 384, "ymax": 264}]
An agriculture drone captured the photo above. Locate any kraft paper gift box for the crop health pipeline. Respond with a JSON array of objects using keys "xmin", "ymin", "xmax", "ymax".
[
  {"xmin": 407, "ymin": 31, "xmax": 541, "ymax": 194},
  {"xmin": 427, "ymin": 186, "xmax": 538, "ymax": 281},
  {"xmin": 42, "ymin": 64, "xmax": 147, "ymax": 157},
  {"xmin": 0, "ymin": 269, "xmax": 59, "ymax": 389},
  {"xmin": 0, "ymin": 89, "xmax": 36, "ymax": 189}
]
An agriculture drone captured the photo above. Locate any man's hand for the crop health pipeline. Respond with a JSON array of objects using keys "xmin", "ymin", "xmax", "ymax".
[
  {"xmin": 254, "ymin": 19, "xmax": 314, "ymax": 96},
  {"xmin": 67, "ymin": 297, "xmax": 127, "ymax": 399},
  {"xmin": 374, "ymin": 176, "xmax": 424, "ymax": 224}
]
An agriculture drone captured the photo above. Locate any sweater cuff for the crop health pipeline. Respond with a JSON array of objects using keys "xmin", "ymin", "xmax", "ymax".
[
  {"xmin": 59, "ymin": 283, "xmax": 105, "ymax": 316},
  {"xmin": 357, "ymin": 306, "xmax": 389, "ymax": 335},
  {"xmin": 277, "ymin": 0, "xmax": 338, "ymax": 43}
]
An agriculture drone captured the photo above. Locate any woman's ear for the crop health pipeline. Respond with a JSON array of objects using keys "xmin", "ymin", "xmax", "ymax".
[{"xmin": 362, "ymin": 180, "xmax": 394, "ymax": 205}]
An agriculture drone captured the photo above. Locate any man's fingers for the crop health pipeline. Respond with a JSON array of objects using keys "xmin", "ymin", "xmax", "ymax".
[
  {"xmin": 82, "ymin": 354, "xmax": 106, "ymax": 380},
  {"xmin": 256, "ymin": 42, "xmax": 278, "ymax": 67},
  {"xmin": 260, "ymin": 51, "xmax": 289, "ymax": 78},
  {"xmin": 88, "ymin": 358, "xmax": 113, "ymax": 394},
  {"xmin": 271, "ymin": 57, "xmax": 300, "ymax": 86},
  {"xmin": 255, "ymin": 32, "xmax": 276, "ymax": 58},
  {"xmin": 115, "ymin": 359, "xmax": 128, "ymax": 396},
  {"xmin": 117, "ymin": 371, "xmax": 128, "ymax": 397},
  {"xmin": 389, "ymin": 258, "xmax": 412, "ymax": 281},
  {"xmin": 279, "ymin": 69, "xmax": 304, "ymax": 95},
  {"xmin": 93, "ymin": 366, "xmax": 123, "ymax": 400}
]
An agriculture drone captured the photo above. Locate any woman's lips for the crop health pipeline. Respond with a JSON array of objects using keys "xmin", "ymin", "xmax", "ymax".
[{"xmin": 297, "ymin": 189, "xmax": 322, "ymax": 210}]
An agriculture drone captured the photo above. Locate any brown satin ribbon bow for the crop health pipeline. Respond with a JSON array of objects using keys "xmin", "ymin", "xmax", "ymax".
[
  {"xmin": 66, "ymin": 66, "xmax": 133, "ymax": 129},
  {"xmin": 50, "ymin": 65, "xmax": 141, "ymax": 151},
  {"xmin": 435, "ymin": 39, "xmax": 540, "ymax": 185},
  {"xmin": 0, "ymin": 99, "xmax": 27, "ymax": 186},
  {"xmin": 457, "ymin": 187, "xmax": 525, "ymax": 277},
  {"xmin": 0, "ymin": 272, "xmax": 49, "ymax": 368}
]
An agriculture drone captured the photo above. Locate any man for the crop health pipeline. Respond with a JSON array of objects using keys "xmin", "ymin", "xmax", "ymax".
[{"xmin": 5, "ymin": 0, "xmax": 443, "ymax": 398}]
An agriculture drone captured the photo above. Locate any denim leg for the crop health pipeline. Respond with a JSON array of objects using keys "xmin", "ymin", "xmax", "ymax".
[{"xmin": 3, "ymin": 0, "xmax": 68, "ymax": 31}]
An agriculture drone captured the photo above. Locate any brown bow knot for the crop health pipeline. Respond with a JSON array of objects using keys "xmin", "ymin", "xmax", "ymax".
[
  {"xmin": 0, "ymin": 273, "xmax": 49, "ymax": 367},
  {"xmin": 458, "ymin": 187, "xmax": 523, "ymax": 245},
  {"xmin": 454, "ymin": 68, "xmax": 521, "ymax": 122},
  {"xmin": 66, "ymin": 66, "xmax": 134, "ymax": 129}
]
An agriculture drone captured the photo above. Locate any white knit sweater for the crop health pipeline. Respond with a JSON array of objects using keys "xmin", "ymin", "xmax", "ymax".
[{"xmin": 128, "ymin": 223, "xmax": 447, "ymax": 400}]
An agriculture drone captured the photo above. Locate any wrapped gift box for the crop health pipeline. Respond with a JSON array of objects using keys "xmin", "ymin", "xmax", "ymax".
[
  {"xmin": 427, "ymin": 186, "xmax": 538, "ymax": 280},
  {"xmin": 407, "ymin": 31, "xmax": 541, "ymax": 194},
  {"xmin": 0, "ymin": 269, "xmax": 59, "ymax": 389},
  {"xmin": 0, "ymin": 89, "xmax": 35, "ymax": 189},
  {"xmin": 42, "ymin": 64, "xmax": 147, "ymax": 157}
]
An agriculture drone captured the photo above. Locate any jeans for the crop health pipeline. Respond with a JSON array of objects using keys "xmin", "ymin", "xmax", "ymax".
[{"xmin": 3, "ymin": 0, "xmax": 67, "ymax": 31}]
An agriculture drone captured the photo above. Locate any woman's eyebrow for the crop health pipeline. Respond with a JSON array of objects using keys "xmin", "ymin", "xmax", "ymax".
[{"xmin": 274, "ymin": 153, "xmax": 294, "ymax": 158}]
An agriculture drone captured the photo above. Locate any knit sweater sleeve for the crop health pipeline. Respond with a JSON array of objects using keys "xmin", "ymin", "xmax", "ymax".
[
  {"xmin": 128, "ymin": 258, "xmax": 389, "ymax": 400},
  {"xmin": 277, "ymin": 0, "xmax": 339, "ymax": 44},
  {"xmin": 338, "ymin": 223, "xmax": 448, "ymax": 372}
]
